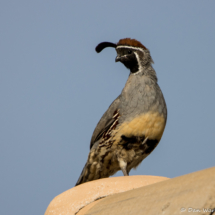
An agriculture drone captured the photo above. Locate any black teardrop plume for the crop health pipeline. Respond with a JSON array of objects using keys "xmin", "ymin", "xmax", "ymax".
[{"xmin": 95, "ymin": 42, "xmax": 117, "ymax": 53}]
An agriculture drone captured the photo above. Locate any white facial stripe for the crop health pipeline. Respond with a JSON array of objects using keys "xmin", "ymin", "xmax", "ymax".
[
  {"xmin": 116, "ymin": 46, "xmax": 145, "ymax": 53},
  {"xmin": 133, "ymin": 52, "xmax": 143, "ymax": 75}
]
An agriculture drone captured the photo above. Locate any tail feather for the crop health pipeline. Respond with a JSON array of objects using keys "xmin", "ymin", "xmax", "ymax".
[
  {"xmin": 75, "ymin": 162, "xmax": 88, "ymax": 186},
  {"xmin": 75, "ymin": 160, "xmax": 108, "ymax": 186}
]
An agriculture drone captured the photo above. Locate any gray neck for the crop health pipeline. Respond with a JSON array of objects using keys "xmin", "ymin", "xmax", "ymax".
[{"xmin": 130, "ymin": 63, "xmax": 158, "ymax": 83}]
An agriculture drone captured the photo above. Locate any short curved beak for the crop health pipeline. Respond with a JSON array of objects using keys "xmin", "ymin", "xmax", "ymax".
[{"xmin": 115, "ymin": 56, "xmax": 121, "ymax": 62}]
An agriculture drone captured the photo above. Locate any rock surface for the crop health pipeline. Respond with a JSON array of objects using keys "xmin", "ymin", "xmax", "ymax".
[
  {"xmin": 45, "ymin": 175, "xmax": 168, "ymax": 215},
  {"xmin": 45, "ymin": 167, "xmax": 215, "ymax": 215},
  {"xmin": 86, "ymin": 167, "xmax": 215, "ymax": 215}
]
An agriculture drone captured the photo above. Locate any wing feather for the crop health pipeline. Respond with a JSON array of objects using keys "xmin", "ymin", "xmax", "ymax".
[{"xmin": 90, "ymin": 95, "xmax": 121, "ymax": 149}]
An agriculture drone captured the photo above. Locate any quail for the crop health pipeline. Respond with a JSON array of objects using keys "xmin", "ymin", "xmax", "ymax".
[{"xmin": 75, "ymin": 38, "xmax": 167, "ymax": 186}]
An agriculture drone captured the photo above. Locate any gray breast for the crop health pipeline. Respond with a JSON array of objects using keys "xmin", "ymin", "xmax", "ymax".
[{"xmin": 119, "ymin": 74, "xmax": 167, "ymax": 123}]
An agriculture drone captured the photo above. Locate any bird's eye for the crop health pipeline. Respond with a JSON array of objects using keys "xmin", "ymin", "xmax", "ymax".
[{"xmin": 128, "ymin": 50, "xmax": 132, "ymax": 54}]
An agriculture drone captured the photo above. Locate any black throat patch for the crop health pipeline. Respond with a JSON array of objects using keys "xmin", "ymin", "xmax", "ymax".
[{"xmin": 117, "ymin": 48, "xmax": 139, "ymax": 73}]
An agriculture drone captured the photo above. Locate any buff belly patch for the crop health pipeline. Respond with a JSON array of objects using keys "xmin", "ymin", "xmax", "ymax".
[{"xmin": 113, "ymin": 112, "xmax": 165, "ymax": 142}]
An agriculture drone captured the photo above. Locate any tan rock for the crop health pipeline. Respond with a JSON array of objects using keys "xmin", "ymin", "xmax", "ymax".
[
  {"xmin": 45, "ymin": 175, "xmax": 169, "ymax": 215},
  {"xmin": 77, "ymin": 199, "xmax": 103, "ymax": 215},
  {"xmin": 86, "ymin": 167, "xmax": 215, "ymax": 215}
]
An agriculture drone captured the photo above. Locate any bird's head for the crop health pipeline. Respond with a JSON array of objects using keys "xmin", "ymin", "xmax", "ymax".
[{"xmin": 96, "ymin": 38, "xmax": 153, "ymax": 74}]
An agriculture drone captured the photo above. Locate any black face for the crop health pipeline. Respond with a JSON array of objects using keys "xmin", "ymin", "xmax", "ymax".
[{"xmin": 116, "ymin": 48, "xmax": 139, "ymax": 73}]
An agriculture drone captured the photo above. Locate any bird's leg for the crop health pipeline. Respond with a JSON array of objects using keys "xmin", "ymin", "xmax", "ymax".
[
  {"xmin": 118, "ymin": 159, "xmax": 129, "ymax": 176},
  {"xmin": 122, "ymin": 167, "xmax": 129, "ymax": 176},
  {"xmin": 120, "ymin": 161, "xmax": 129, "ymax": 176}
]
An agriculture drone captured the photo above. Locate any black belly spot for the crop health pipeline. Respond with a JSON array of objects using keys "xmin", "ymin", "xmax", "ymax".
[
  {"xmin": 145, "ymin": 139, "xmax": 159, "ymax": 154},
  {"xmin": 121, "ymin": 135, "xmax": 137, "ymax": 143},
  {"xmin": 120, "ymin": 135, "xmax": 159, "ymax": 154},
  {"xmin": 121, "ymin": 135, "xmax": 145, "ymax": 150},
  {"xmin": 121, "ymin": 135, "xmax": 145, "ymax": 143}
]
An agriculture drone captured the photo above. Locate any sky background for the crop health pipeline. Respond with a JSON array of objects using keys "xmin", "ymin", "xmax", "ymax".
[{"xmin": 1, "ymin": 1, "xmax": 215, "ymax": 214}]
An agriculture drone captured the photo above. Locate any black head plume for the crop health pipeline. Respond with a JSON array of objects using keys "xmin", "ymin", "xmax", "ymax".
[{"xmin": 95, "ymin": 42, "xmax": 117, "ymax": 53}]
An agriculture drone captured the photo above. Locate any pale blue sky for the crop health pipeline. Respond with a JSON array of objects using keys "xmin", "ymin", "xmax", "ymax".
[{"xmin": 1, "ymin": 1, "xmax": 215, "ymax": 214}]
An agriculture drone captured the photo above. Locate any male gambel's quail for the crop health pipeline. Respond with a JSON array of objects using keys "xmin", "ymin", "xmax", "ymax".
[{"xmin": 75, "ymin": 38, "xmax": 167, "ymax": 186}]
